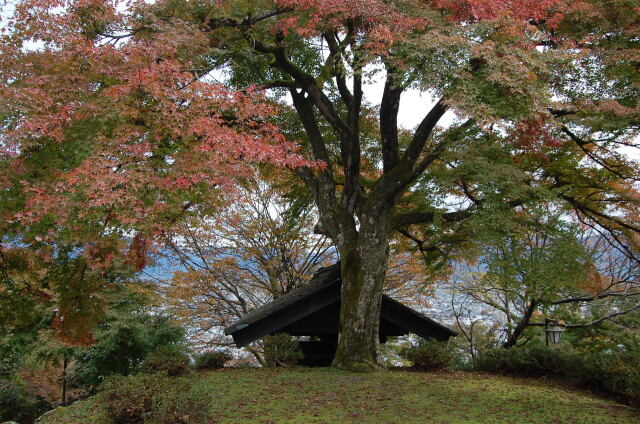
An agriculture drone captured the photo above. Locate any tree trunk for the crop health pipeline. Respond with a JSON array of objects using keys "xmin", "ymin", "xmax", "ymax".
[
  {"xmin": 331, "ymin": 212, "xmax": 391, "ymax": 371},
  {"xmin": 61, "ymin": 356, "xmax": 68, "ymax": 405},
  {"xmin": 502, "ymin": 300, "xmax": 537, "ymax": 348}
]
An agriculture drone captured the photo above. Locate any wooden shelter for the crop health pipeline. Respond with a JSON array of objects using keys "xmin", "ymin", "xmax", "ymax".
[{"xmin": 224, "ymin": 263, "xmax": 456, "ymax": 366}]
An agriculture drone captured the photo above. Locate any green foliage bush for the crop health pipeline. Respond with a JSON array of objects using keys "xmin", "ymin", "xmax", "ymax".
[
  {"xmin": 400, "ymin": 339, "xmax": 457, "ymax": 370},
  {"xmin": 140, "ymin": 345, "xmax": 190, "ymax": 376},
  {"xmin": 473, "ymin": 344, "xmax": 573, "ymax": 375},
  {"xmin": 71, "ymin": 314, "xmax": 186, "ymax": 387},
  {"xmin": 194, "ymin": 350, "xmax": 231, "ymax": 370},
  {"xmin": 473, "ymin": 345, "xmax": 640, "ymax": 406},
  {"xmin": 581, "ymin": 350, "xmax": 640, "ymax": 406},
  {"xmin": 262, "ymin": 333, "xmax": 303, "ymax": 367},
  {"xmin": 0, "ymin": 377, "xmax": 51, "ymax": 423},
  {"xmin": 98, "ymin": 373, "xmax": 208, "ymax": 424}
]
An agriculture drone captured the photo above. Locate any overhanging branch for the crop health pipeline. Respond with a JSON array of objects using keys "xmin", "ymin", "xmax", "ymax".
[{"xmin": 527, "ymin": 303, "xmax": 640, "ymax": 328}]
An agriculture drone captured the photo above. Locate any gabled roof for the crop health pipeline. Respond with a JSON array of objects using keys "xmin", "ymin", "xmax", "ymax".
[
  {"xmin": 224, "ymin": 263, "xmax": 456, "ymax": 347},
  {"xmin": 224, "ymin": 263, "xmax": 341, "ymax": 336}
]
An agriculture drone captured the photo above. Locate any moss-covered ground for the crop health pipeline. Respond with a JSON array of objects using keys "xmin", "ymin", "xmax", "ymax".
[{"xmin": 38, "ymin": 368, "xmax": 640, "ymax": 424}]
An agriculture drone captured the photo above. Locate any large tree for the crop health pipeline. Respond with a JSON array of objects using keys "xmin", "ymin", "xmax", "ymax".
[
  {"xmin": 1, "ymin": 0, "xmax": 639, "ymax": 370},
  {"xmin": 154, "ymin": 177, "xmax": 429, "ymax": 362}
]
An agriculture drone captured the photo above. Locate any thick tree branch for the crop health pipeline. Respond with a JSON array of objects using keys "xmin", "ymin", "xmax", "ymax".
[
  {"xmin": 289, "ymin": 89, "xmax": 343, "ymax": 236},
  {"xmin": 249, "ymin": 34, "xmax": 352, "ymax": 145},
  {"xmin": 562, "ymin": 303, "xmax": 640, "ymax": 328},
  {"xmin": 293, "ymin": 167, "xmax": 319, "ymax": 197},
  {"xmin": 561, "ymin": 193, "xmax": 640, "ymax": 234},
  {"xmin": 397, "ymin": 229, "xmax": 438, "ymax": 261},
  {"xmin": 392, "ymin": 193, "xmax": 526, "ymax": 236},
  {"xmin": 206, "ymin": 8, "xmax": 293, "ymax": 30},
  {"xmin": 548, "ymin": 107, "xmax": 578, "ymax": 118},
  {"xmin": 401, "ymin": 98, "xmax": 448, "ymax": 167},
  {"xmin": 459, "ymin": 179, "xmax": 480, "ymax": 205},
  {"xmin": 370, "ymin": 105, "xmax": 453, "ymax": 209},
  {"xmin": 380, "ymin": 65, "xmax": 402, "ymax": 173},
  {"xmin": 391, "ymin": 209, "xmax": 474, "ymax": 229},
  {"xmin": 323, "ymin": 30, "xmax": 355, "ymax": 107},
  {"xmin": 341, "ymin": 36, "xmax": 363, "ymax": 213},
  {"xmin": 527, "ymin": 303, "xmax": 640, "ymax": 329},
  {"xmin": 289, "ymin": 89, "xmax": 333, "ymax": 169},
  {"xmin": 260, "ymin": 79, "xmax": 302, "ymax": 90},
  {"xmin": 551, "ymin": 291, "xmax": 640, "ymax": 305},
  {"xmin": 561, "ymin": 125, "xmax": 638, "ymax": 182},
  {"xmin": 503, "ymin": 300, "xmax": 537, "ymax": 348}
]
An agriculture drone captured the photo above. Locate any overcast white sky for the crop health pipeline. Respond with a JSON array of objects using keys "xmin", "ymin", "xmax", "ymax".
[{"xmin": 364, "ymin": 80, "xmax": 446, "ymax": 130}]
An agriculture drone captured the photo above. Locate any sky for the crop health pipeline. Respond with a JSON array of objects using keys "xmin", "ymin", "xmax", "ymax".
[{"xmin": 364, "ymin": 80, "xmax": 448, "ymax": 130}]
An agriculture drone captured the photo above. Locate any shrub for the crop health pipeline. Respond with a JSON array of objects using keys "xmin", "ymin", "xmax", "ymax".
[
  {"xmin": 473, "ymin": 345, "xmax": 574, "ymax": 376},
  {"xmin": 262, "ymin": 333, "xmax": 303, "ymax": 367},
  {"xmin": 98, "ymin": 373, "xmax": 208, "ymax": 424},
  {"xmin": 582, "ymin": 350, "xmax": 640, "ymax": 406},
  {"xmin": 0, "ymin": 377, "xmax": 51, "ymax": 423},
  {"xmin": 473, "ymin": 345, "xmax": 640, "ymax": 406},
  {"xmin": 472, "ymin": 348, "xmax": 510, "ymax": 374},
  {"xmin": 194, "ymin": 350, "xmax": 231, "ymax": 370},
  {"xmin": 400, "ymin": 339, "xmax": 457, "ymax": 370},
  {"xmin": 140, "ymin": 345, "xmax": 190, "ymax": 376},
  {"xmin": 71, "ymin": 314, "xmax": 186, "ymax": 388}
]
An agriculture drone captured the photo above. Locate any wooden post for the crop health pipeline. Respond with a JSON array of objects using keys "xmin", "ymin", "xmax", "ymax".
[{"xmin": 62, "ymin": 356, "xmax": 67, "ymax": 405}]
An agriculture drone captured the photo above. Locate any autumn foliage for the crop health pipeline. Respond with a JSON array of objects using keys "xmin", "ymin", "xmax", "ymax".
[
  {"xmin": 1, "ymin": 0, "xmax": 639, "ymax": 363},
  {"xmin": 0, "ymin": 0, "xmax": 312, "ymax": 255}
]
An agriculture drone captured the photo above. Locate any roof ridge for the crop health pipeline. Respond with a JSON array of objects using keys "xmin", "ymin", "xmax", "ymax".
[{"xmin": 224, "ymin": 262, "xmax": 341, "ymax": 336}]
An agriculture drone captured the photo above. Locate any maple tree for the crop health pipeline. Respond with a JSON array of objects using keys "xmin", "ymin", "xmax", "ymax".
[
  {"xmin": 1, "ymin": 0, "xmax": 639, "ymax": 370},
  {"xmin": 0, "ymin": 0, "xmax": 312, "ymax": 341}
]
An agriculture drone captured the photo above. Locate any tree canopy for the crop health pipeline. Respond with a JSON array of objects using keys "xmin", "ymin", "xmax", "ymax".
[{"xmin": 1, "ymin": 0, "xmax": 638, "ymax": 369}]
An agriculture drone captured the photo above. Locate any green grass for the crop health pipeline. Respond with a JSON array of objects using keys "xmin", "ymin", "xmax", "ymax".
[{"xmin": 38, "ymin": 368, "xmax": 640, "ymax": 424}]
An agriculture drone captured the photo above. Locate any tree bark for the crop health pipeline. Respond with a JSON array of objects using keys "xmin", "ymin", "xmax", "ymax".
[
  {"xmin": 502, "ymin": 300, "xmax": 537, "ymax": 348},
  {"xmin": 331, "ymin": 211, "xmax": 391, "ymax": 371}
]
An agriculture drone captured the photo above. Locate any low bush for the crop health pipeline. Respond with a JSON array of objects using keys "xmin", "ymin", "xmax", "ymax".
[
  {"xmin": 583, "ymin": 350, "xmax": 640, "ymax": 406},
  {"xmin": 473, "ymin": 345, "xmax": 640, "ymax": 406},
  {"xmin": 0, "ymin": 377, "xmax": 51, "ymax": 423},
  {"xmin": 473, "ymin": 344, "xmax": 574, "ymax": 376},
  {"xmin": 98, "ymin": 373, "xmax": 208, "ymax": 424},
  {"xmin": 140, "ymin": 345, "xmax": 190, "ymax": 376},
  {"xmin": 194, "ymin": 351, "xmax": 231, "ymax": 370},
  {"xmin": 262, "ymin": 333, "xmax": 303, "ymax": 367},
  {"xmin": 400, "ymin": 339, "xmax": 457, "ymax": 370}
]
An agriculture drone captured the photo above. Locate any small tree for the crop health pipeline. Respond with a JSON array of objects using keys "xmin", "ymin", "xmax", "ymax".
[
  {"xmin": 71, "ymin": 314, "xmax": 186, "ymax": 388},
  {"xmin": 154, "ymin": 179, "xmax": 334, "ymax": 362},
  {"xmin": 27, "ymin": 331, "xmax": 76, "ymax": 404},
  {"xmin": 443, "ymin": 222, "xmax": 640, "ymax": 349}
]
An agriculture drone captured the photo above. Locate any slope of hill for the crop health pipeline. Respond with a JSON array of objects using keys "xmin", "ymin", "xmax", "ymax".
[{"xmin": 38, "ymin": 368, "xmax": 639, "ymax": 424}]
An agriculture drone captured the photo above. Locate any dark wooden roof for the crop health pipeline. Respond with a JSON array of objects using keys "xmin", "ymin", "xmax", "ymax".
[
  {"xmin": 225, "ymin": 264, "xmax": 342, "ymax": 336},
  {"xmin": 225, "ymin": 263, "xmax": 456, "ymax": 347}
]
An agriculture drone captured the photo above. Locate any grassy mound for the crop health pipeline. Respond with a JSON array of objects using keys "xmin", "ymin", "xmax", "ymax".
[{"xmin": 38, "ymin": 368, "xmax": 639, "ymax": 424}]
